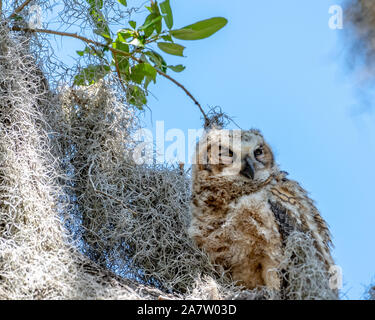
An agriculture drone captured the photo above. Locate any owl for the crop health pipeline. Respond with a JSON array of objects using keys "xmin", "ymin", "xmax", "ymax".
[{"xmin": 188, "ymin": 127, "xmax": 334, "ymax": 291}]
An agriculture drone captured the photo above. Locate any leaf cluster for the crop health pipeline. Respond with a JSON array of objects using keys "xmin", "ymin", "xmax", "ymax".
[{"xmin": 73, "ymin": 0, "xmax": 227, "ymax": 109}]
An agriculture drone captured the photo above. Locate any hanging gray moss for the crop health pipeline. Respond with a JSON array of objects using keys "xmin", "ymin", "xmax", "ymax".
[{"xmin": 0, "ymin": 24, "xmax": 173, "ymax": 300}]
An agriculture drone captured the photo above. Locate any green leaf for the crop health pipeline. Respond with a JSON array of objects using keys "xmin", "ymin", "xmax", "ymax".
[
  {"xmin": 127, "ymin": 85, "xmax": 147, "ymax": 109},
  {"xmin": 160, "ymin": 0, "xmax": 173, "ymax": 29},
  {"xmin": 112, "ymin": 38, "xmax": 129, "ymax": 74},
  {"xmin": 150, "ymin": 1, "xmax": 161, "ymax": 14},
  {"xmin": 140, "ymin": 15, "xmax": 163, "ymax": 31},
  {"xmin": 130, "ymin": 63, "xmax": 157, "ymax": 84},
  {"xmin": 142, "ymin": 13, "xmax": 156, "ymax": 38},
  {"xmin": 141, "ymin": 2, "xmax": 162, "ymax": 37},
  {"xmin": 161, "ymin": 34, "xmax": 173, "ymax": 42},
  {"xmin": 117, "ymin": 29, "xmax": 134, "ymax": 41},
  {"xmin": 168, "ymin": 64, "xmax": 186, "ymax": 72},
  {"xmin": 73, "ymin": 65, "xmax": 111, "ymax": 86},
  {"xmin": 113, "ymin": 38, "xmax": 129, "ymax": 53},
  {"xmin": 99, "ymin": 30, "xmax": 112, "ymax": 41},
  {"xmin": 157, "ymin": 42, "xmax": 185, "ymax": 56},
  {"xmin": 129, "ymin": 20, "xmax": 137, "ymax": 29},
  {"xmin": 142, "ymin": 63, "xmax": 157, "ymax": 82},
  {"xmin": 170, "ymin": 17, "xmax": 227, "ymax": 40},
  {"xmin": 117, "ymin": 0, "xmax": 127, "ymax": 6},
  {"xmin": 86, "ymin": 0, "xmax": 103, "ymax": 9},
  {"xmin": 144, "ymin": 50, "xmax": 167, "ymax": 72},
  {"xmin": 76, "ymin": 46, "xmax": 100, "ymax": 57},
  {"xmin": 90, "ymin": 7, "xmax": 111, "ymax": 41},
  {"xmin": 117, "ymin": 56, "xmax": 130, "ymax": 75},
  {"xmin": 130, "ymin": 69, "xmax": 145, "ymax": 84},
  {"xmin": 141, "ymin": 13, "xmax": 163, "ymax": 37}
]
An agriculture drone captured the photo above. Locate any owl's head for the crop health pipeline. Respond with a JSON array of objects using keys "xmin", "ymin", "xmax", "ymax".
[{"xmin": 195, "ymin": 128, "xmax": 277, "ymax": 183}]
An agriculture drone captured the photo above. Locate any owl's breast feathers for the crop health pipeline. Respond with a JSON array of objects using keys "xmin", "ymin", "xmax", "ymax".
[{"xmin": 190, "ymin": 170, "xmax": 283, "ymax": 289}]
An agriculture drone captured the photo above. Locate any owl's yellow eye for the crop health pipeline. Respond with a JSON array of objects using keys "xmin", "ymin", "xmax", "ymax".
[{"xmin": 254, "ymin": 148, "xmax": 263, "ymax": 157}]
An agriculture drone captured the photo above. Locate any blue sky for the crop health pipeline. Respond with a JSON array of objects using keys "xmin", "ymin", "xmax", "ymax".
[{"xmin": 51, "ymin": 0, "xmax": 374, "ymax": 299}]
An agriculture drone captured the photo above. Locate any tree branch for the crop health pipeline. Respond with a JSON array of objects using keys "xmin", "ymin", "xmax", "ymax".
[
  {"xmin": 9, "ymin": 0, "xmax": 33, "ymax": 19},
  {"xmin": 10, "ymin": 26, "xmax": 209, "ymax": 124},
  {"xmin": 11, "ymin": 26, "xmax": 113, "ymax": 51}
]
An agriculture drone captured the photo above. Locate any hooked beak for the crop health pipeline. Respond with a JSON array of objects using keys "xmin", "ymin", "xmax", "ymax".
[{"xmin": 240, "ymin": 156, "xmax": 255, "ymax": 180}]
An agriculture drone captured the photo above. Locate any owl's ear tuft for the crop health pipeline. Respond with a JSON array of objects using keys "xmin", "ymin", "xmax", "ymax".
[{"xmin": 249, "ymin": 128, "xmax": 262, "ymax": 136}]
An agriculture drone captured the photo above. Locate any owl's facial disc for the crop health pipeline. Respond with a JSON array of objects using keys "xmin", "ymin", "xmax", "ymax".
[
  {"xmin": 197, "ymin": 129, "xmax": 275, "ymax": 181},
  {"xmin": 239, "ymin": 143, "xmax": 274, "ymax": 180},
  {"xmin": 240, "ymin": 156, "xmax": 255, "ymax": 179}
]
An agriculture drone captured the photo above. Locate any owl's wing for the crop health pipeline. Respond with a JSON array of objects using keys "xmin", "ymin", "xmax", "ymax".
[
  {"xmin": 269, "ymin": 173, "xmax": 334, "ymax": 267},
  {"xmin": 268, "ymin": 199, "xmax": 297, "ymax": 242}
]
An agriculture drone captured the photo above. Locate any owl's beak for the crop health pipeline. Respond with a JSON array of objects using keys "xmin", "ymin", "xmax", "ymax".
[{"xmin": 240, "ymin": 156, "xmax": 255, "ymax": 180}]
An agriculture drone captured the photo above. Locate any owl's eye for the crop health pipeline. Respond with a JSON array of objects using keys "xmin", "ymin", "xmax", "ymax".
[{"xmin": 254, "ymin": 148, "xmax": 263, "ymax": 157}]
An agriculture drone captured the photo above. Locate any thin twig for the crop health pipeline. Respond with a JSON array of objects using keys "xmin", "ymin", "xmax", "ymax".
[
  {"xmin": 155, "ymin": 68, "xmax": 209, "ymax": 126},
  {"xmin": 9, "ymin": 0, "xmax": 33, "ymax": 19},
  {"xmin": 10, "ymin": 26, "xmax": 209, "ymax": 123}
]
